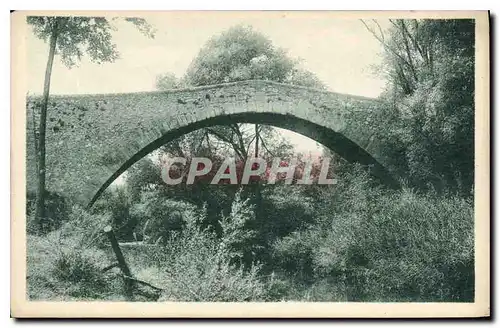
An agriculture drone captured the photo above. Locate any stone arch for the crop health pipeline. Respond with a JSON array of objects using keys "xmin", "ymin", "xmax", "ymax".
[
  {"xmin": 88, "ymin": 112, "xmax": 398, "ymax": 205},
  {"xmin": 25, "ymin": 80, "xmax": 398, "ymax": 205}
]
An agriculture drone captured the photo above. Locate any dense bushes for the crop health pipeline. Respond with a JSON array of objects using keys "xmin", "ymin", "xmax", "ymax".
[
  {"xmin": 129, "ymin": 190, "xmax": 198, "ymax": 244},
  {"xmin": 271, "ymin": 169, "xmax": 474, "ymax": 302},
  {"xmin": 26, "ymin": 191, "xmax": 71, "ymax": 235},
  {"xmin": 27, "ymin": 192, "xmax": 270, "ymax": 301},
  {"xmin": 27, "ymin": 205, "xmax": 116, "ymax": 300},
  {"xmin": 91, "ymin": 187, "xmax": 135, "ymax": 241},
  {"xmin": 27, "ymin": 176, "xmax": 474, "ymax": 302},
  {"xmin": 141, "ymin": 192, "xmax": 267, "ymax": 301}
]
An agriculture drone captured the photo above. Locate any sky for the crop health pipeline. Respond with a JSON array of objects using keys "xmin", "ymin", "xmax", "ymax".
[{"xmin": 26, "ymin": 12, "xmax": 389, "ymax": 155}]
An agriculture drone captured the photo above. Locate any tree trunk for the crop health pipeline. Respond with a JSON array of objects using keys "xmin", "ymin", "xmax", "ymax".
[
  {"xmin": 254, "ymin": 124, "xmax": 259, "ymax": 158},
  {"xmin": 35, "ymin": 18, "xmax": 59, "ymax": 229},
  {"xmin": 253, "ymin": 123, "xmax": 262, "ymax": 244}
]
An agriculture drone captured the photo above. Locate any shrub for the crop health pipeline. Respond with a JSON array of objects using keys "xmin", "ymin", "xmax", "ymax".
[
  {"xmin": 272, "ymin": 230, "xmax": 317, "ymax": 280},
  {"xmin": 310, "ymin": 186, "xmax": 474, "ymax": 302},
  {"xmin": 155, "ymin": 192, "xmax": 267, "ymax": 301},
  {"xmin": 129, "ymin": 190, "xmax": 198, "ymax": 244},
  {"xmin": 92, "ymin": 186, "xmax": 135, "ymax": 241},
  {"xmin": 353, "ymin": 190, "xmax": 474, "ymax": 301},
  {"xmin": 27, "ymin": 232, "xmax": 113, "ymax": 300},
  {"xmin": 261, "ymin": 185, "xmax": 316, "ymax": 241},
  {"xmin": 51, "ymin": 248, "xmax": 109, "ymax": 299},
  {"xmin": 26, "ymin": 191, "xmax": 71, "ymax": 235},
  {"xmin": 27, "ymin": 205, "xmax": 115, "ymax": 300},
  {"xmin": 270, "ymin": 165, "xmax": 379, "ymax": 280},
  {"xmin": 59, "ymin": 205, "xmax": 111, "ymax": 249},
  {"xmin": 269, "ymin": 163, "xmax": 474, "ymax": 302}
]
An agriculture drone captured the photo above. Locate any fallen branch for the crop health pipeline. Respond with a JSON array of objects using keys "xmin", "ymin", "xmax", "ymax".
[{"xmin": 101, "ymin": 262, "xmax": 119, "ymax": 273}]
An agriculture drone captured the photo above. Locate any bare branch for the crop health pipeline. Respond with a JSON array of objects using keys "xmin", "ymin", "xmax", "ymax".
[
  {"xmin": 373, "ymin": 19, "xmax": 385, "ymax": 42},
  {"xmin": 363, "ymin": 18, "xmax": 417, "ymax": 87},
  {"xmin": 404, "ymin": 19, "xmax": 428, "ymax": 64},
  {"xmin": 206, "ymin": 128, "xmax": 245, "ymax": 159},
  {"xmin": 388, "ymin": 19, "xmax": 400, "ymax": 30},
  {"xmin": 245, "ymin": 134, "xmax": 257, "ymax": 155},
  {"xmin": 260, "ymin": 137, "xmax": 275, "ymax": 157},
  {"xmin": 118, "ymin": 273, "xmax": 164, "ymax": 291},
  {"xmin": 230, "ymin": 124, "xmax": 246, "ymax": 157},
  {"xmin": 361, "ymin": 19, "xmax": 383, "ymax": 43},
  {"xmin": 398, "ymin": 20, "xmax": 419, "ymax": 83}
]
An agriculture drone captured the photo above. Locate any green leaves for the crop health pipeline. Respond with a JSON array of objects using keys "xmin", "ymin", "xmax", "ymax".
[
  {"xmin": 183, "ymin": 25, "xmax": 326, "ymax": 89},
  {"xmin": 152, "ymin": 24, "xmax": 326, "ymax": 172},
  {"xmin": 155, "ymin": 72, "xmax": 183, "ymax": 90},
  {"xmin": 219, "ymin": 191, "xmax": 256, "ymax": 262},
  {"xmin": 365, "ymin": 19, "xmax": 475, "ymax": 194},
  {"xmin": 271, "ymin": 183, "xmax": 474, "ymax": 301},
  {"xmin": 28, "ymin": 15, "xmax": 155, "ymax": 68},
  {"xmin": 123, "ymin": 17, "xmax": 156, "ymax": 39}
]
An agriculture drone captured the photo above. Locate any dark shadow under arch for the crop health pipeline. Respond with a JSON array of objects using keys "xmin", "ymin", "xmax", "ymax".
[{"xmin": 88, "ymin": 112, "xmax": 399, "ymax": 207}]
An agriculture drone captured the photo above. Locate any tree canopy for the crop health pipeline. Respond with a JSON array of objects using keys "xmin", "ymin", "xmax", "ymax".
[
  {"xmin": 184, "ymin": 25, "xmax": 326, "ymax": 89},
  {"xmin": 363, "ymin": 19, "xmax": 474, "ymax": 194},
  {"xmin": 28, "ymin": 16, "xmax": 155, "ymax": 67},
  {"xmin": 152, "ymin": 25, "xmax": 326, "ymax": 170}
]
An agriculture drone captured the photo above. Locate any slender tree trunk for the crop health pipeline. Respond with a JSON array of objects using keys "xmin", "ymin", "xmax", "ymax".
[
  {"xmin": 35, "ymin": 19, "xmax": 59, "ymax": 229},
  {"xmin": 31, "ymin": 105, "xmax": 39, "ymax": 175},
  {"xmin": 254, "ymin": 124, "xmax": 259, "ymax": 158},
  {"xmin": 253, "ymin": 123, "xmax": 262, "ymax": 244}
]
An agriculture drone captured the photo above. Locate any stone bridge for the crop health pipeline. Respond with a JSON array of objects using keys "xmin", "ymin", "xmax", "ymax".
[{"xmin": 26, "ymin": 80, "xmax": 397, "ymax": 206}]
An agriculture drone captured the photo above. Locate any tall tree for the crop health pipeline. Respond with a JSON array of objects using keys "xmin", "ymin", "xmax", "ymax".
[
  {"xmin": 156, "ymin": 25, "xmax": 326, "ymax": 161},
  {"xmin": 362, "ymin": 19, "xmax": 474, "ymax": 193},
  {"xmin": 185, "ymin": 25, "xmax": 326, "ymax": 159},
  {"xmin": 155, "ymin": 72, "xmax": 183, "ymax": 90},
  {"xmin": 28, "ymin": 16, "xmax": 155, "ymax": 228}
]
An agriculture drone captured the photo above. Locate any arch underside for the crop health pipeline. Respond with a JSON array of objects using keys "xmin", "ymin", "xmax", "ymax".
[{"xmin": 89, "ymin": 112, "xmax": 398, "ymax": 206}]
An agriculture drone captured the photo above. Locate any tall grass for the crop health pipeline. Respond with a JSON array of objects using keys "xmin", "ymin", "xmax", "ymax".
[{"xmin": 27, "ymin": 206, "xmax": 118, "ymax": 300}]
